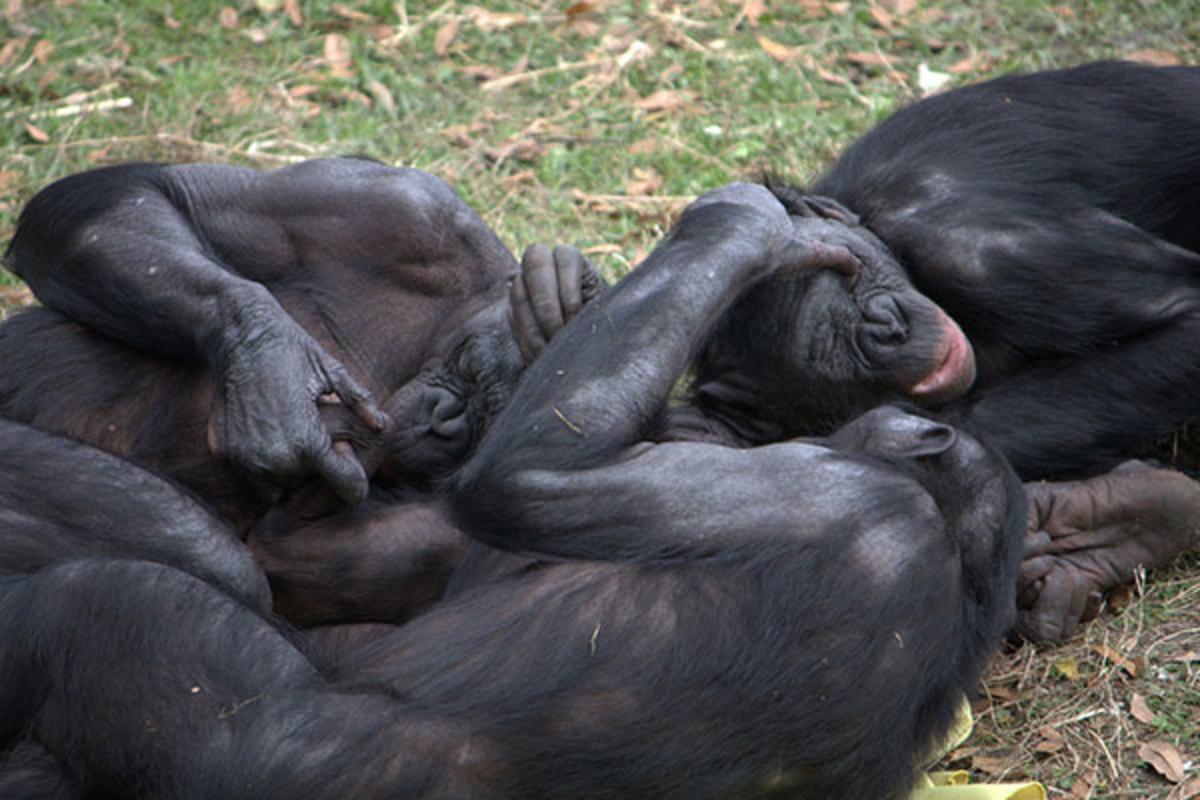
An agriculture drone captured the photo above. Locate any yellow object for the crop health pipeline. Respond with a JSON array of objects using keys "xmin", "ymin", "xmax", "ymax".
[{"xmin": 907, "ymin": 696, "xmax": 1046, "ymax": 800}]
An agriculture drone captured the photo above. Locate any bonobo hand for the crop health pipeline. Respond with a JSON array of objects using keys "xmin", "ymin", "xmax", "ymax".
[
  {"xmin": 209, "ymin": 297, "xmax": 390, "ymax": 506},
  {"xmin": 509, "ymin": 244, "xmax": 605, "ymax": 364},
  {"xmin": 1017, "ymin": 461, "xmax": 1200, "ymax": 643},
  {"xmin": 680, "ymin": 182, "xmax": 862, "ymax": 279}
]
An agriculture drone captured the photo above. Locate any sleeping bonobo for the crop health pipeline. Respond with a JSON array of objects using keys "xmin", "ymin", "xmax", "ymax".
[
  {"xmin": 672, "ymin": 61, "xmax": 1200, "ymax": 642},
  {"xmin": 0, "ymin": 157, "xmax": 601, "ymax": 624},
  {"xmin": 0, "ymin": 185, "xmax": 1026, "ymax": 799}
]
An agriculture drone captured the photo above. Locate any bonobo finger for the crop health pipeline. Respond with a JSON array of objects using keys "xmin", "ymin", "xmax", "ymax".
[
  {"xmin": 309, "ymin": 440, "xmax": 370, "ymax": 506},
  {"xmin": 521, "ymin": 244, "xmax": 567, "ymax": 338},
  {"xmin": 329, "ymin": 369, "xmax": 390, "ymax": 433},
  {"xmin": 552, "ymin": 245, "xmax": 587, "ymax": 321},
  {"xmin": 1018, "ymin": 553, "xmax": 1055, "ymax": 595},
  {"xmin": 1023, "ymin": 566, "xmax": 1089, "ymax": 643},
  {"xmin": 786, "ymin": 240, "xmax": 860, "ymax": 277},
  {"xmin": 509, "ymin": 274, "xmax": 547, "ymax": 364},
  {"xmin": 1024, "ymin": 529, "xmax": 1054, "ymax": 558}
]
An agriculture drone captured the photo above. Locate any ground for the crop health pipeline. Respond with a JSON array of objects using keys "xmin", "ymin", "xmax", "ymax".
[{"xmin": 0, "ymin": 1, "xmax": 1197, "ymax": 796}]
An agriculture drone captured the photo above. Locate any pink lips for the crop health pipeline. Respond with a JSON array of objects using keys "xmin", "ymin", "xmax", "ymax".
[{"xmin": 909, "ymin": 308, "xmax": 976, "ymax": 404}]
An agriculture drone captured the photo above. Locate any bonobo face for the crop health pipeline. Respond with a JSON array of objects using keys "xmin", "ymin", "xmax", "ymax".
[
  {"xmin": 696, "ymin": 195, "xmax": 975, "ymax": 438},
  {"xmin": 323, "ymin": 301, "xmax": 525, "ymax": 490}
]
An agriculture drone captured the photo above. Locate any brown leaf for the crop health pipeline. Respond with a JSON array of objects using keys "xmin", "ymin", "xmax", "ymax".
[
  {"xmin": 1181, "ymin": 776, "xmax": 1200, "ymax": 799},
  {"xmin": 434, "ymin": 18, "xmax": 460, "ymax": 56},
  {"xmin": 440, "ymin": 122, "xmax": 487, "ymax": 148},
  {"xmin": 1049, "ymin": 5, "xmax": 1076, "ymax": 17},
  {"xmin": 485, "ymin": 136, "xmax": 543, "ymax": 164},
  {"xmin": 467, "ymin": 7, "xmax": 525, "ymax": 31},
  {"xmin": 254, "ymin": 0, "xmax": 281, "ymax": 11},
  {"xmin": 624, "ymin": 167, "xmax": 662, "ymax": 197},
  {"xmin": 824, "ymin": 2, "xmax": 850, "ymax": 14},
  {"xmin": 1069, "ymin": 771, "xmax": 1096, "ymax": 798},
  {"xmin": 565, "ymin": 1, "xmax": 597, "ymax": 16},
  {"xmin": 1092, "ymin": 643, "xmax": 1139, "ymax": 676},
  {"xmin": 626, "ymin": 138, "xmax": 659, "ymax": 156},
  {"xmin": 1130, "ymin": 692, "xmax": 1155, "ymax": 724},
  {"xmin": 23, "ymin": 121, "xmax": 48, "ymax": 143},
  {"xmin": 879, "ymin": 0, "xmax": 915, "ymax": 13},
  {"xmin": 283, "ymin": 0, "xmax": 303, "ymax": 25},
  {"xmin": 948, "ymin": 54, "xmax": 991, "ymax": 74},
  {"xmin": 31, "ymin": 38, "xmax": 51, "ymax": 63},
  {"xmin": 162, "ymin": 9, "xmax": 181, "ymax": 29},
  {"xmin": 323, "ymin": 33, "xmax": 353, "ymax": 77},
  {"xmin": 1033, "ymin": 724, "xmax": 1065, "ymax": 753},
  {"xmin": 219, "ymin": 6, "xmax": 238, "ymax": 30},
  {"xmin": 844, "ymin": 51, "xmax": 890, "ymax": 67},
  {"xmin": 633, "ymin": 88, "xmax": 695, "ymax": 113},
  {"xmin": 332, "ymin": 4, "xmax": 372, "ymax": 22},
  {"xmin": 0, "ymin": 37, "xmax": 28, "ymax": 69},
  {"xmin": 364, "ymin": 79, "xmax": 394, "ymax": 113},
  {"xmin": 817, "ymin": 66, "xmax": 849, "ymax": 86},
  {"xmin": 288, "ymin": 84, "xmax": 320, "ymax": 99},
  {"xmin": 0, "ymin": 283, "xmax": 34, "ymax": 308},
  {"xmin": 971, "ymin": 753, "xmax": 1014, "ymax": 776},
  {"xmin": 226, "ymin": 85, "xmax": 254, "ymax": 114},
  {"xmin": 1139, "ymin": 739, "xmax": 1185, "ymax": 783},
  {"xmin": 738, "ymin": 0, "xmax": 766, "ymax": 27},
  {"xmin": 869, "ymin": 6, "xmax": 893, "ymax": 29},
  {"xmin": 1127, "ymin": 49, "xmax": 1181, "ymax": 66},
  {"xmin": 757, "ymin": 34, "xmax": 803, "ymax": 62}
]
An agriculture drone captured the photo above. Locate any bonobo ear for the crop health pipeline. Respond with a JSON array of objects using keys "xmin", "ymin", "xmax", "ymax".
[
  {"xmin": 828, "ymin": 405, "xmax": 957, "ymax": 459},
  {"xmin": 766, "ymin": 183, "xmax": 860, "ymax": 226}
]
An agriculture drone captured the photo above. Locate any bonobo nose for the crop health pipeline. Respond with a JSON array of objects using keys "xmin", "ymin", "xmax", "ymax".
[
  {"xmin": 836, "ymin": 406, "xmax": 958, "ymax": 459},
  {"xmin": 863, "ymin": 294, "xmax": 908, "ymax": 346}
]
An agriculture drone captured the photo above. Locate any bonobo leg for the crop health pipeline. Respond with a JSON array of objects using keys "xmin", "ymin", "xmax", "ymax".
[
  {"xmin": 0, "ymin": 559, "xmax": 492, "ymax": 798},
  {"xmin": 1018, "ymin": 461, "xmax": 1200, "ymax": 643},
  {"xmin": 0, "ymin": 418, "xmax": 269, "ymax": 611}
]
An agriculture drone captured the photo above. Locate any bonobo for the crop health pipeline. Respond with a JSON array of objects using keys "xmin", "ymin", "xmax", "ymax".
[
  {"xmin": 683, "ymin": 61, "xmax": 1200, "ymax": 640},
  {"xmin": 0, "ymin": 157, "xmax": 599, "ymax": 624},
  {"xmin": 0, "ymin": 185, "xmax": 1025, "ymax": 799}
]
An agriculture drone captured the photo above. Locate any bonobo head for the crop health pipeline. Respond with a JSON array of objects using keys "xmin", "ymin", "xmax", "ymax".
[
  {"xmin": 692, "ymin": 186, "xmax": 975, "ymax": 440},
  {"xmin": 321, "ymin": 300, "xmax": 525, "ymax": 491}
]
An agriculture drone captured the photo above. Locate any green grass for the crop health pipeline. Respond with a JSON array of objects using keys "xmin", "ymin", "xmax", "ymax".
[{"xmin": 2, "ymin": 0, "xmax": 1199, "ymax": 794}]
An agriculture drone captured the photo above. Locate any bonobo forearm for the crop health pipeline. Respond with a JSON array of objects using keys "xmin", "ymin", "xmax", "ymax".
[
  {"xmin": 458, "ymin": 184, "xmax": 857, "ymax": 494},
  {"xmin": 7, "ymin": 164, "xmax": 278, "ymax": 363}
]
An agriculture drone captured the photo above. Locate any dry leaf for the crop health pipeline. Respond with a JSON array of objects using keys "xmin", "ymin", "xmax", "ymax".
[
  {"xmin": 1092, "ymin": 643, "xmax": 1139, "ymax": 676},
  {"xmin": 869, "ymin": 6, "xmax": 893, "ymax": 29},
  {"xmin": 1127, "ymin": 49, "xmax": 1181, "ymax": 66},
  {"xmin": 226, "ymin": 85, "xmax": 254, "ymax": 114},
  {"xmin": 332, "ymin": 4, "xmax": 372, "ymax": 22},
  {"xmin": 31, "ymin": 38, "xmax": 51, "ymax": 63},
  {"xmin": 485, "ymin": 136, "xmax": 543, "ymax": 164},
  {"xmin": 434, "ymin": 18, "xmax": 460, "ymax": 56},
  {"xmin": 0, "ymin": 37, "xmax": 28, "ymax": 69},
  {"xmin": 844, "ymin": 51, "xmax": 890, "ymax": 67},
  {"xmin": 1049, "ymin": 5, "xmax": 1075, "ymax": 17},
  {"xmin": 254, "ymin": 0, "xmax": 281, "ymax": 11},
  {"xmin": 738, "ymin": 0, "xmax": 766, "ymax": 27},
  {"xmin": 1069, "ymin": 771, "xmax": 1096, "ymax": 798},
  {"xmin": 23, "ymin": 121, "xmax": 49, "ymax": 142},
  {"xmin": 0, "ymin": 283, "xmax": 34, "ymax": 307},
  {"xmin": 323, "ymin": 33, "xmax": 353, "ymax": 77},
  {"xmin": 460, "ymin": 64, "xmax": 505, "ymax": 82},
  {"xmin": 365, "ymin": 79, "xmax": 394, "ymax": 113},
  {"xmin": 817, "ymin": 65, "xmax": 849, "ymax": 86},
  {"xmin": 626, "ymin": 137, "xmax": 659, "ymax": 155},
  {"xmin": 1181, "ymin": 776, "xmax": 1200, "ymax": 799},
  {"xmin": 757, "ymin": 34, "xmax": 803, "ymax": 62},
  {"xmin": 1130, "ymin": 692, "xmax": 1155, "ymax": 724},
  {"xmin": 948, "ymin": 54, "xmax": 990, "ymax": 74},
  {"xmin": 242, "ymin": 27, "xmax": 269, "ymax": 44},
  {"xmin": 880, "ymin": 0, "xmax": 915, "ymax": 13},
  {"xmin": 1033, "ymin": 724, "xmax": 1065, "ymax": 754},
  {"xmin": 162, "ymin": 9, "xmax": 181, "ymax": 28},
  {"xmin": 219, "ymin": 6, "xmax": 238, "ymax": 30},
  {"xmin": 634, "ymin": 88, "xmax": 695, "ymax": 113},
  {"xmin": 467, "ymin": 7, "xmax": 525, "ymax": 31},
  {"xmin": 283, "ymin": 0, "xmax": 302, "ymax": 25},
  {"xmin": 624, "ymin": 166, "xmax": 662, "ymax": 197},
  {"xmin": 565, "ymin": 1, "xmax": 596, "ymax": 16},
  {"xmin": 288, "ymin": 84, "xmax": 320, "ymax": 99},
  {"xmin": 1139, "ymin": 739, "xmax": 1185, "ymax": 783},
  {"xmin": 825, "ymin": 2, "xmax": 850, "ymax": 14},
  {"xmin": 971, "ymin": 753, "xmax": 1014, "ymax": 776}
]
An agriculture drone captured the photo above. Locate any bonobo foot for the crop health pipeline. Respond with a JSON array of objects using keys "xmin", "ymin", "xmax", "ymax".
[{"xmin": 1017, "ymin": 461, "xmax": 1200, "ymax": 643}]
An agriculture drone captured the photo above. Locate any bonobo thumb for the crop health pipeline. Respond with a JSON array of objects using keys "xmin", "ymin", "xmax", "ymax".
[{"xmin": 311, "ymin": 442, "xmax": 370, "ymax": 505}]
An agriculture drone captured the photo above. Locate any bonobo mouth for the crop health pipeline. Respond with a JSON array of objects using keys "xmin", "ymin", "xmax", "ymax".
[{"xmin": 908, "ymin": 308, "xmax": 976, "ymax": 405}]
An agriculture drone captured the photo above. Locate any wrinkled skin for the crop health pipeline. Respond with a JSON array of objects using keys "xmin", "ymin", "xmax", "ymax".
[
  {"xmin": 0, "ymin": 185, "xmax": 1025, "ymax": 799},
  {"xmin": 1018, "ymin": 462, "xmax": 1200, "ymax": 642},
  {"xmin": 0, "ymin": 157, "xmax": 599, "ymax": 624}
]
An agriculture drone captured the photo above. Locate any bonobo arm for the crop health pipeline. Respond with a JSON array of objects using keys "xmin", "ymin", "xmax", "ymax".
[
  {"xmin": 454, "ymin": 184, "xmax": 859, "ymax": 558},
  {"xmin": 6, "ymin": 161, "xmax": 389, "ymax": 503}
]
